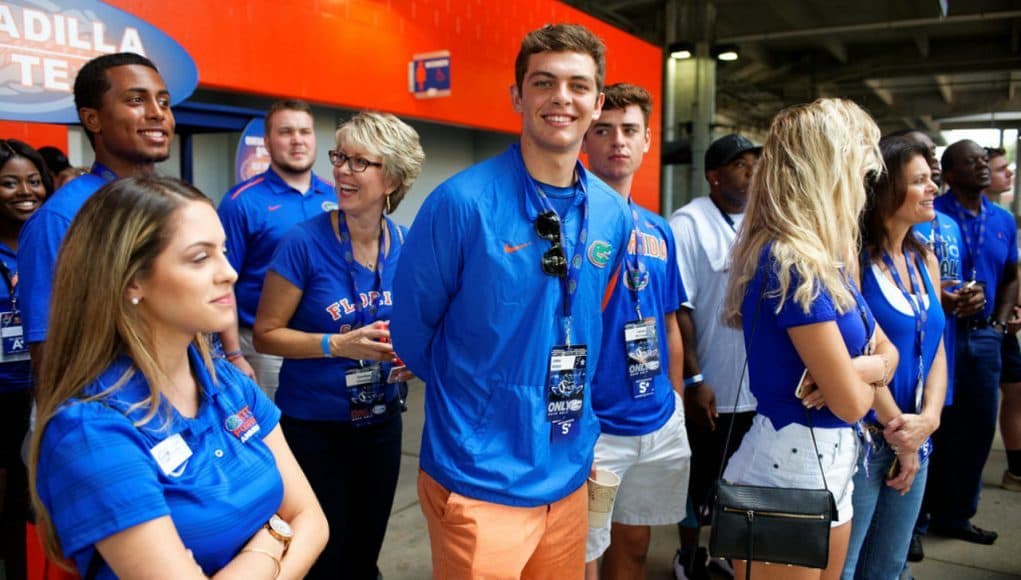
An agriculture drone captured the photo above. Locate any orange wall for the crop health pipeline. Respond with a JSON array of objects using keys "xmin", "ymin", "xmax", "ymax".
[
  {"xmin": 0, "ymin": 122, "xmax": 67, "ymax": 152},
  {"xmin": 105, "ymin": 0, "xmax": 663, "ymax": 211}
]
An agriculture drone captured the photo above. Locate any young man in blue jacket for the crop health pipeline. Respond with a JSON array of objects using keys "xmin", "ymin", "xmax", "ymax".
[
  {"xmin": 392, "ymin": 23, "xmax": 630, "ymax": 579},
  {"xmin": 581, "ymin": 83, "xmax": 691, "ymax": 580}
]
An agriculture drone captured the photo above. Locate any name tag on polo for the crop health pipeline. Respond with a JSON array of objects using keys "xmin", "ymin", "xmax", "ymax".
[{"xmin": 150, "ymin": 433, "xmax": 192, "ymax": 477}]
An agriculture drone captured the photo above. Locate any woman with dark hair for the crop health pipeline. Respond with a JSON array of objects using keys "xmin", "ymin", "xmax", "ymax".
[
  {"xmin": 29, "ymin": 176, "xmax": 327, "ymax": 579},
  {"xmin": 0, "ymin": 138, "xmax": 51, "ymax": 580},
  {"xmin": 842, "ymin": 137, "xmax": 947, "ymax": 579}
]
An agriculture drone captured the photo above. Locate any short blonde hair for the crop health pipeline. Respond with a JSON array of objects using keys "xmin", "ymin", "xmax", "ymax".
[
  {"xmin": 336, "ymin": 112, "xmax": 425, "ymax": 213},
  {"xmin": 723, "ymin": 98, "xmax": 882, "ymax": 327}
]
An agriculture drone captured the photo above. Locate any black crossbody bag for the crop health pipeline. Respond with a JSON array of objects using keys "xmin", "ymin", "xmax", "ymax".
[{"xmin": 708, "ymin": 281, "xmax": 839, "ymax": 577}]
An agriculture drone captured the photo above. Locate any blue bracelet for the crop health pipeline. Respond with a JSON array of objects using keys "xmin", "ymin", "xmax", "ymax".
[
  {"xmin": 321, "ymin": 334, "xmax": 333, "ymax": 358},
  {"xmin": 683, "ymin": 374, "xmax": 704, "ymax": 387}
]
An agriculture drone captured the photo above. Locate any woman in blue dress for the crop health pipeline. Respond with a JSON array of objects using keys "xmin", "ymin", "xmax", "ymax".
[
  {"xmin": 0, "ymin": 139, "xmax": 51, "ymax": 580},
  {"xmin": 722, "ymin": 98, "xmax": 897, "ymax": 580},
  {"xmin": 30, "ymin": 177, "xmax": 327, "ymax": 579},
  {"xmin": 842, "ymin": 137, "xmax": 947, "ymax": 579},
  {"xmin": 253, "ymin": 111, "xmax": 424, "ymax": 579}
]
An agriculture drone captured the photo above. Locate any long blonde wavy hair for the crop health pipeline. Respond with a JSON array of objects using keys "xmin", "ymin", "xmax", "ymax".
[
  {"xmin": 28, "ymin": 176, "xmax": 217, "ymax": 564},
  {"xmin": 723, "ymin": 98, "xmax": 882, "ymax": 327}
]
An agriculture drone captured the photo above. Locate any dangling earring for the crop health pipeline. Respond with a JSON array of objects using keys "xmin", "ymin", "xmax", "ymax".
[
  {"xmin": 385, "ymin": 194, "xmax": 392, "ymax": 214},
  {"xmin": 130, "ymin": 296, "xmax": 140, "ymax": 305}
]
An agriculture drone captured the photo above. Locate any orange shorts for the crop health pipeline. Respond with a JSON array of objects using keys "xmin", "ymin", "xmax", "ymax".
[{"xmin": 417, "ymin": 470, "xmax": 587, "ymax": 579}]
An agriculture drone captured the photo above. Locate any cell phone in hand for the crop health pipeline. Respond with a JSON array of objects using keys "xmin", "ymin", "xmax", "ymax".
[
  {"xmin": 886, "ymin": 456, "xmax": 900, "ymax": 480},
  {"xmin": 794, "ymin": 368, "xmax": 810, "ymax": 399}
]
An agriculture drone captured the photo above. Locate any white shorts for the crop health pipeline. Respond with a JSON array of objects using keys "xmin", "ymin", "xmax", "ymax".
[
  {"xmin": 586, "ymin": 394, "xmax": 691, "ymax": 561},
  {"xmin": 722, "ymin": 414, "xmax": 857, "ymax": 527},
  {"xmin": 239, "ymin": 326, "xmax": 282, "ymax": 401}
]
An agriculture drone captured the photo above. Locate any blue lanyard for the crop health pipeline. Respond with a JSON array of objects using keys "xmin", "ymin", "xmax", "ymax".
[
  {"xmin": 336, "ymin": 213, "xmax": 387, "ymax": 329},
  {"xmin": 928, "ymin": 217, "xmax": 945, "ymax": 266},
  {"xmin": 0, "ymin": 260, "xmax": 16, "ymax": 312},
  {"xmin": 625, "ymin": 196, "xmax": 648, "ymax": 319},
  {"xmin": 709, "ymin": 196, "xmax": 737, "ymax": 233},
  {"xmin": 90, "ymin": 162, "xmax": 117, "ymax": 182},
  {"xmin": 951, "ymin": 196, "xmax": 986, "ymax": 281},
  {"xmin": 517, "ymin": 150, "xmax": 589, "ymax": 346},
  {"xmin": 881, "ymin": 250, "xmax": 927, "ymax": 411}
]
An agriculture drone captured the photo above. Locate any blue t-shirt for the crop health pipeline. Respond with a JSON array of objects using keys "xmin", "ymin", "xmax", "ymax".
[
  {"xmin": 861, "ymin": 260, "xmax": 945, "ymax": 419},
  {"xmin": 592, "ymin": 205, "xmax": 686, "ymax": 436},
  {"xmin": 18, "ymin": 171, "xmax": 111, "ymax": 343},
  {"xmin": 742, "ymin": 245, "xmax": 875, "ymax": 429},
  {"xmin": 269, "ymin": 212, "xmax": 403, "ymax": 421},
  {"xmin": 933, "ymin": 192, "xmax": 1018, "ymax": 321},
  {"xmin": 0, "ymin": 244, "xmax": 31, "ymax": 392},
  {"xmin": 218, "ymin": 168, "xmax": 337, "ymax": 327},
  {"xmin": 912, "ymin": 211, "xmax": 961, "ymax": 405},
  {"xmin": 37, "ymin": 345, "xmax": 283, "ymax": 578}
]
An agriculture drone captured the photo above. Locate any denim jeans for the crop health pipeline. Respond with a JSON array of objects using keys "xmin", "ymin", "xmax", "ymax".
[
  {"xmin": 923, "ymin": 325, "xmax": 1002, "ymax": 529},
  {"xmin": 843, "ymin": 440, "xmax": 929, "ymax": 580}
]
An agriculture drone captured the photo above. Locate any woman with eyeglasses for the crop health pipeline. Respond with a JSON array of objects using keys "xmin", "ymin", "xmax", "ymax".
[
  {"xmin": 253, "ymin": 111, "xmax": 424, "ymax": 579},
  {"xmin": 722, "ymin": 99, "xmax": 897, "ymax": 580},
  {"xmin": 841, "ymin": 136, "xmax": 947, "ymax": 580},
  {"xmin": 0, "ymin": 139, "xmax": 51, "ymax": 580}
]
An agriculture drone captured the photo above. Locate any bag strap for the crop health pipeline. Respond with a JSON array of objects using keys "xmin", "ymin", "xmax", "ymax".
[{"xmin": 717, "ymin": 268, "xmax": 833, "ymax": 492}]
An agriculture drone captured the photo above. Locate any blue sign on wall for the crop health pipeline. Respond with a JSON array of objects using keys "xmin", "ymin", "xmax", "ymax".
[
  {"xmin": 234, "ymin": 117, "xmax": 269, "ymax": 185},
  {"xmin": 0, "ymin": 0, "xmax": 199, "ymax": 123},
  {"xmin": 408, "ymin": 50, "xmax": 450, "ymax": 99}
]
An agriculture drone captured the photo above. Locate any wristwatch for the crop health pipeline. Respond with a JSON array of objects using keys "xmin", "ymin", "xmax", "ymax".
[{"xmin": 266, "ymin": 514, "xmax": 293, "ymax": 552}]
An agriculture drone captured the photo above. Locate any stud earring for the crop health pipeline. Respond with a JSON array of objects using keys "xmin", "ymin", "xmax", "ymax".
[{"xmin": 130, "ymin": 297, "xmax": 140, "ymax": 305}]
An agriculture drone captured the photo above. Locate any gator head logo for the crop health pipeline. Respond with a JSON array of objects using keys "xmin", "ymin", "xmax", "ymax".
[
  {"xmin": 587, "ymin": 240, "xmax": 613, "ymax": 268},
  {"xmin": 322, "ymin": 201, "xmax": 338, "ymax": 212}
]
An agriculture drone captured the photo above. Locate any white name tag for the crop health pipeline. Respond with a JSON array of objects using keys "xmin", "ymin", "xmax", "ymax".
[{"xmin": 150, "ymin": 433, "xmax": 193, "ymax": 477}]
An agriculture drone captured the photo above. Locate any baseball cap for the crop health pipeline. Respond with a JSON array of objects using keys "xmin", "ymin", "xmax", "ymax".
[{"xmin": 705, "ymin": 134, "xmax": 761, "ymax": 171}]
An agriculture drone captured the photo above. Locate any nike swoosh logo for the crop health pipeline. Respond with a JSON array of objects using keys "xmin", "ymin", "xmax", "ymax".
[
  {"xmin": 268, "ymin": 204, "xmax": 282, "ymax": 211},
  {"xmin": 504, "ymin": 241, "xmax": 533, "ymax": 254}
]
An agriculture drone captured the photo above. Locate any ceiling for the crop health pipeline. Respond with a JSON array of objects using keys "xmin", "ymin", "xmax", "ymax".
[{"xmin": 563, "ymin": 0, "xmax": 1021, "ymax": 137}]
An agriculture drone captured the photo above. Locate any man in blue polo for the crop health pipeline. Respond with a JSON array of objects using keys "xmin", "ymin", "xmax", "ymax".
[
  {"xmin": 925, "ymin": 139, "xmax": 1018, "ymax": 545},
  {"xmin": 20, "ymin": 52, "xmax": 174, "ymax": 370},
  {"xmin": 580, "ymin": 83, "xmax": 690, "ymax": 580},
  {"xmin": 392, "ymin": 23, "xmax": 630, "ymax": 577},
  {"xmin": 218, "ymin": 99, "xmax": 336, "ymax": 399}
]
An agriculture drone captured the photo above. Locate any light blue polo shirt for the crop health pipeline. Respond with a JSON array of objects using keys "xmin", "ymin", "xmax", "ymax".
[
  {"xmin": 37, "ymin": 345, "xmax": 283, "ymax": 578},
  {"xmin": 218, "ymin": 168, "xmax": 336, "ymax": 327}
]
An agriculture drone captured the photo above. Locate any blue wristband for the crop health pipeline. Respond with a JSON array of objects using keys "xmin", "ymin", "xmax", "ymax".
[
  {"xmin": 321, "ymin": 334, "xmax": 333, "ymax": 358},
  {"xmin": 683, "ymin": 374, "xmax": 704, "ymax": 388}
]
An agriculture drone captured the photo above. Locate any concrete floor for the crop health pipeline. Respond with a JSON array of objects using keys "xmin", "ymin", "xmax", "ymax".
[{"xmin": 379, "ymin": 382, "xmax": 1021, "ymax": 579}]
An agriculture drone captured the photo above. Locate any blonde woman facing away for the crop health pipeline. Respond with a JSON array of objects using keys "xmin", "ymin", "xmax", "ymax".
[
  {"xmin": 30, "ymin": 177, "xmax": 327, "ymax": 579},
  {"xmin": 721, "ymin": 98, "xmax": 897, "ymax": 580}
]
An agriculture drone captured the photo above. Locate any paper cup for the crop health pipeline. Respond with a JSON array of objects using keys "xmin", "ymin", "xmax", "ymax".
[{"xmin": 587, "ymin": 469, "xmax": 621, "ymax": 528}]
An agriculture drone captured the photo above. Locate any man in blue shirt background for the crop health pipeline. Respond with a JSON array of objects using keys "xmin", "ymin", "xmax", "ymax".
[
  {"xmin": 925, "ymin": 139, "xmax": 1018, "ymax": 546},
  {"xmin": 392, "ymin": 23, "xmax": 630, "ymax": 578},
  {"xmin": 218, "ymin": 100, "xmax": 337, "ymax": 399},
  {"xmin": 581, "ymin": 83, "xmax": 691, "ymax": 580},
  {"xmin": 19, "ymin": 52, "xmax": 175, "ymax": 374}
]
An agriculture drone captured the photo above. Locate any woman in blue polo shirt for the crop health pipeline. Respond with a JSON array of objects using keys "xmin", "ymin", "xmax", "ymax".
[
  {"xmin": 0, "ymin": 139, "xmax": 51, "ymax": 580},
  {"xmin": 722, "ymin": 99, "xmax": 898, "ymax": 580},
  {"xmin": 253, "ymin": 111, "xmax": 424, "ymax": 580},
  {"xmin": 30, "ymin": 177, "xmax": 327, "ymax": 579},
  {"xmin": 842, "ymin": 138, "xmax": 947, "ymax": 579}
]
